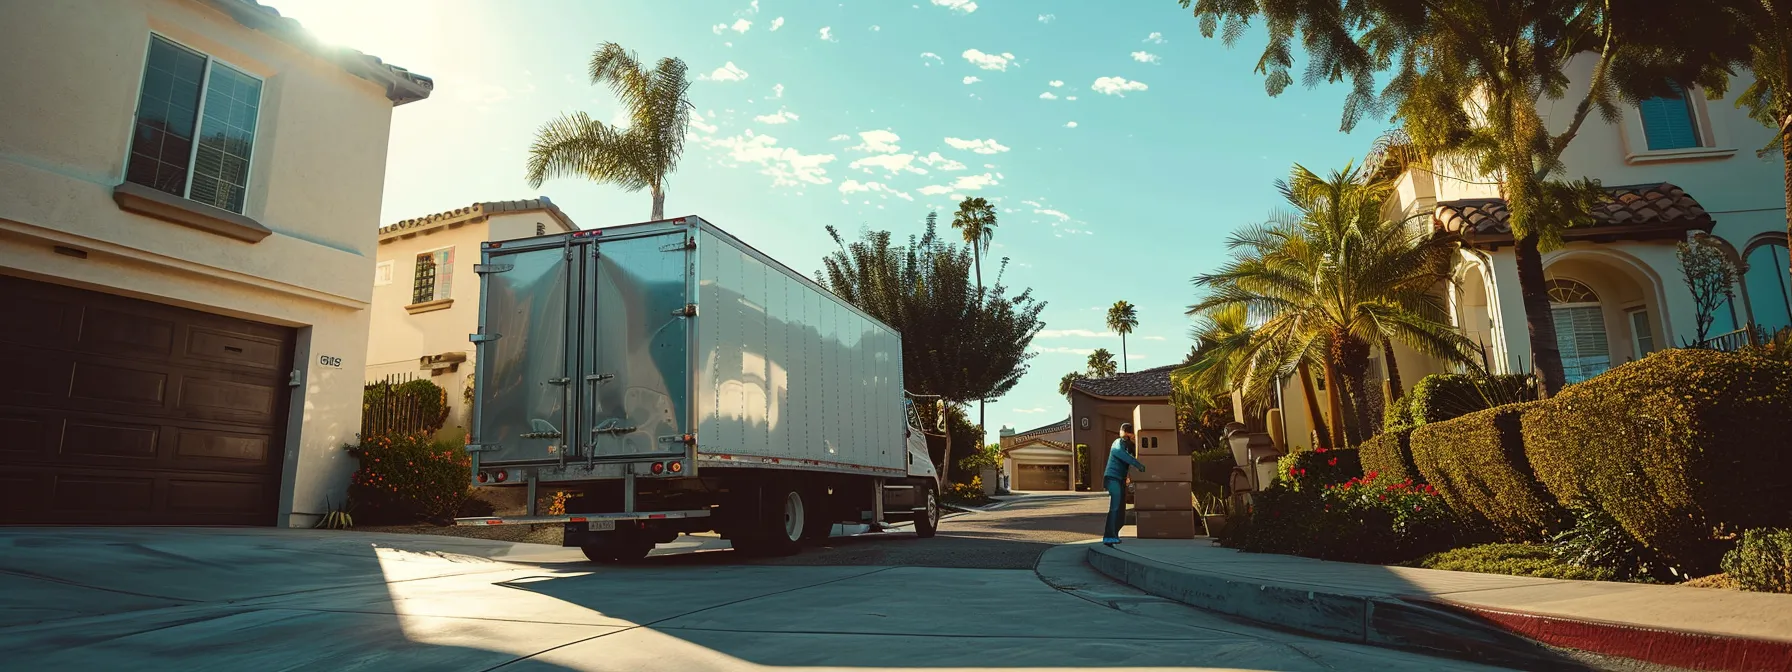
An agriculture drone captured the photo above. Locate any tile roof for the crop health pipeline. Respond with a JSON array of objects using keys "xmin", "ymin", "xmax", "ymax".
[
  {"xmin": 1070, "ymin": 364, "xmax": 1177, "ymax": 399},
  {"xmin": 378, "ymin": 198, "xmax": 577, "ymax": 236},
  {"xmin": 207, "ymin": 0, "xmax": 433, "ymax": 105},
  {"xmin": 1434, "ymin": 183, "xmax": 1714, "ymax": 241},
  {"xmin": 1012, "ymin": 417, "xmax": 1070, "ymax": 438}
]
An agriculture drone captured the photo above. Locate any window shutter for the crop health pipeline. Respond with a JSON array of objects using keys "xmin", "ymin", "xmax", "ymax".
[{"xmin": 1639, "ymin": 83, "xmax": 1700, "ymax": 151}]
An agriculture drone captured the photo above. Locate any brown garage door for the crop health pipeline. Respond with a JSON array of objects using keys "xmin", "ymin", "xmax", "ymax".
[
  {"xmin": 0, "ymin": 275, "xmax": 295, "ymax": 525},
  {"xmin": 1016, "ymin": 463, "xmax": 1070, "ymax": 491}
]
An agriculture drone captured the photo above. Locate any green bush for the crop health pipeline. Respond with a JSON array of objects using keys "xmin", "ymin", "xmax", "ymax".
[
  {"xmin": 1411, "ymin": 403, "xmax": 1564, "ymax": 541},
  {"xmin": 1550, "ymin": 500, "xmax": 1680, "ymax": 582},
  {"xmin": 1227, "ymin": 472, "xmax": 1459, "ymax": 564},
  {"xmin": 1521, "ymin": 349, "xmax": 1792, "ymax": 574},
  {"xmin": 348, "ymin": 432, "xmax": 472, "ymax": 525},
  {"xmin": 1277, "ymin": 447, "xmax": 1362, "ymax": 491},
  {"xmin": 1414, "ymin": 543, "xmax": 1615, "ymax": 581},
  {"xmin": 362, "ymin": 378, "xmax": 451, "ymax": 435},
  {"xmin": 1405, "ymin": 373, "xmax": 1536, "ymax": 427},
  {"xmin": 1721, "ymin": 528, "xmax": 1792, "ymax": 594},
  {"xmin": 1358, "ymin": 428, "xmax": 1421, "ymax": 485},
  {"xmin": 1192, "ymin": 447, "xmax": 1234, "ymax": 488}
]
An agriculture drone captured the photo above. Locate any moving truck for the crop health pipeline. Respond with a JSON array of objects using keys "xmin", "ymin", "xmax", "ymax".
[{"xmin": 457, "ymin": 215, "xmax": 942, "ymax": 562}]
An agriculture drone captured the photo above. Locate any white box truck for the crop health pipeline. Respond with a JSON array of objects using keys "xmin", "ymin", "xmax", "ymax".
[{"xmin": 457, "ymin": 215, "xmax": 942, "ymax": 562}]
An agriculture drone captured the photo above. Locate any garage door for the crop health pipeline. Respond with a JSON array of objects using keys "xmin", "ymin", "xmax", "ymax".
[
  {"xmin": 1016, "ymin": 463, "xmax": 1070, "ymax": 491},
  {"xmin": 0, "ymin": 275, "xmax": 295, "ymax": 525}
]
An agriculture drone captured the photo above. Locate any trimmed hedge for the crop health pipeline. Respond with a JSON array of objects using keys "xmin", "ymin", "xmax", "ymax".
[
  {"xmin": 1358, "ymin": 428, "xmax": 1420, "ymax": 485},
  {"xmin": 1413, "ymin": 543, "xmax": 1615, "ymax": 581},
  {"xmin": 1406, "ymin": 373, "xmax": 1536, "ymax": 427},
  {"xmin": 1411, "ymin": 403, "xmax": 1564, "ymax": 541},
  {"xmin": 1521, "ymin": 349, "xmax": 1792, "ymax": 574}
]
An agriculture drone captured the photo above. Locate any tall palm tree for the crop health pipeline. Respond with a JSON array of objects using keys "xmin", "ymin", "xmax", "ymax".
[
  {"xmin": 1107, "ymin": 300, "xmax": 1139, "ymax": 373},
  {"xmin": 1189, "ymin": 162, "xmax": 1482, "ymax": 448},
  {"xmin": 1087, "ymin": 348, "xmax": 1118, "ymax": 378},
  {"xmin": 526, "ymin": 43, "xmax": 693, "ymax": 220},
  {"xmin": 951, "ymin": 198, "xmax": 998, "ymax": 293}
]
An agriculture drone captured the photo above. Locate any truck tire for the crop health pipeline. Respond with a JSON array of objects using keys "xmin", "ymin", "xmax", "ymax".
[
  {"xmin": 732, "ymin": 484, "xmax": 805, "ymax": 557},
  {"xmin": 914, "ymin": 482, "xmax": 940, "ymax": 538},
  {"xmin": 580, "ymin": 533, "xmax": 654, "ymax": 564}
]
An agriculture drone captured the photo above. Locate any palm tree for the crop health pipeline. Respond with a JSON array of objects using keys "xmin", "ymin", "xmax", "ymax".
[
  {"xmin": 1106, "ymin": 300, "xmax": 1139, "ymax": 373},
  {"xmin": 1716, "ymin": 0, "xmax": 1791, "ymax": 287},
  {"xmin": 1058, "ymin": 372, "xmax": 1085, "ymax": 398},
  {"xmin": 1188, "ymin": 162, "xmax": 1482, "ymax": 448},
  {"xmin": 1087, "ymin": 348, "xmax": 1118, "ymax": 378},
  {"xmin": 526, "ymin": 42, "xmax": 693, "ymax": 220},
  {"xmin": 951, "ymin": 198, "xmax": 998, "ymax": 293}
]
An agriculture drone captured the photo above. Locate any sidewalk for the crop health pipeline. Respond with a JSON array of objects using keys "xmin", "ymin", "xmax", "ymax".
[{"xmin": 1089, "ymin": 538, "xmax": 1792, "ymax": 671}]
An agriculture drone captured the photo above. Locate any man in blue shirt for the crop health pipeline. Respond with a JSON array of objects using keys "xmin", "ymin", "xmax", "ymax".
[{"xmin": 1102, "ymin": 422, "xmax": 1146, "ymax": 545}]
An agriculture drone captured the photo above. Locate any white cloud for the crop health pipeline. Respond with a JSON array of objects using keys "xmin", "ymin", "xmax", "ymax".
[
  {"xmin": 1036, "ymin": 208, "xmax": 1070, "ymax": 220},
  {"xmin": 689, "ymin": 116, "xmax": 719, "ymax": 134},
  {"xmin": 920, "ymin": 52, "xmax": 944, "ymax": 66},
  {"xmin": 849, "ymin": 153, "xmax": 926, "ymax": 175},
  {"xmin": 918, "ymin": 152, "xmax": 966, "ymax": 170},
  {"xmin": 839, "ymin": 179, "xmax": 915, "ymax": 201},
  {"xmin": 704, "ymin": 62, "xmax": 750, "ymax": 82},
  {"xmin": 1143, "ymin": 336, "xmax": 1168, "ymax": 341},
  {"xmin": 754, "ymin": 107, "xmax": 799, "ymax": 124},
  {"xmin": 1067, "ymin": 96, "xmax": 1078, "ymax": 101},
  {"xmin": 962, "ymin": 76, "xmax": 981, "ymax": 85},
  {"xmin": 871, "ymin": 25, "xmax": 882, "ymax": 31},
  {"xmin": 771, "ymin": 83, "xmax": 784, "ymax": 98},
  {"xmin": 731, "ymin": 18, "xmax": 752, "ymax": 33},
  {"xmin": 1039, "ymin": 91, "xmax": 1058, "ymax": 100},
  {"xmin": 1132, "ymin": 51, "xmax": 1161, "ymax": 64},
  {"xmin": 711, "ymin": 23, "xmax": 728, "ymax": 35},
  {"xmin": 1048, "ymin": 80, "xmax": 1064, "ymax": 87},
  {"xmin": 702, "ymin": 130, "xmax": 837, "ymax": 186},
  {"xmin": 962, "ymin": 49, "xmax": 1015, "ymax": 71},
  {"xmin": 918, "ymin": 172, "xmax": 998, "ymax": 195},
  {"xmin": 747, "ymin": 0, "xmax": 759, "ymax": 13},
  {"xmin": 1034, "ymin": 346, "xmax": 1096, "ymax": 356},
  {"xmin": 1038, "ymin": 329, "xmax": 1116, "ymax": 338},
  {"xmin": 828, "ymin": 134, "xmax": 852, "ymax": 142},
  {"xmin": 770, "ymin": 16, "xmax": 784, "ymax": 30},
  {"xmin": 819, "ymin": 26, "xmax": 836, "ymax": 41},
  {"xmin": 849, "ymin": 129, "xmax": 902, "ymax": 153},
  {"xmin": 1092, "ymin": 76, "xmax": 1147, "ymax": 96},
  {"xmin": 1012, "ymin": 407, "xmax": 1048, "ymax": 414},
  {"xmin": 1037, "ymin": 13, "xmax": 1056, "ymax": 23},
  {"xmin": 1021, "ymin": 200, "xmax": 1043, "ymax": 208},
  {"xmin": 1144, "ymin": 32, "xmax": 1166, "ymax": 44},
  {"xmin": 944, "ymin": 137, "xmax": 1010, "ymax": 154},
  {"xmin": 931, "ymin": 0, "xmax": 978, "ymax": 13},
  {"xmin": 1064, "ymin": 121, "xmax": 1078, "ymax": 128}
]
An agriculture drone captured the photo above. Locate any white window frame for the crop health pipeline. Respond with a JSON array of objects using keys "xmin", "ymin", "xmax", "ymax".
[
  {"xmin": 1620, "ymin": 82, "xmax": 1736, "ymax": 164},
  {"xmin": 122, "ymin": 32, "xmax": 267, "ymax": 213},
  {"xmin": 412, "ymin": 246, "xmax": 455, "ymax": 305},
  {"xmin": 1625, "ymin": 306, "xmax": 1654, "ymax": 359},
  {"xmin": 374, "ymin": 260, "xmax": 394, "ymax": 286}
]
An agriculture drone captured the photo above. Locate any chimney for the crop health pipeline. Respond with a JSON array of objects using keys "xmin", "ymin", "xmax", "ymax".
[{"xmin": 999, "ymin": 426, "xmax": 1015, "ymax": 438}]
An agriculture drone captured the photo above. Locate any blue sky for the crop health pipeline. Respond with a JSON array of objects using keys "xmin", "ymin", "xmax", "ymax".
[{"xmin": 278, "ymin": 0, "xmax": 1389, "ymax": 443}]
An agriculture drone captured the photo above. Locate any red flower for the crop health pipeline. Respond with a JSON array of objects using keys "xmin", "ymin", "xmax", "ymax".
[
  {"xmin": 1315, "ymin": 447, "xmax": 1328, "ymax": 453},
  {"xmin": 1327, "ymin": 458, "xmax": 1338, "ymax": 466}
]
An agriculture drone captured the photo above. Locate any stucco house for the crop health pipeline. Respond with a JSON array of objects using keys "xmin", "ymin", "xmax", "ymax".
[
  {"xmin": 0, "ymin": 0, "xmax": 431, "ymax": 526},
  {"xmin": 1068, "ymin": 365, "xmax": 1177, "ymax": 490},
  {"xmin": 998, "ymin": 418, "xmax": 1072, "ymax": 491},
  {"xmin": 1266, "ymin": 55, "xmax": 1790, "ymax": 449},
  {"xmin": 365, "ymin": 199, "xmax": 579, "ymax": 436}
]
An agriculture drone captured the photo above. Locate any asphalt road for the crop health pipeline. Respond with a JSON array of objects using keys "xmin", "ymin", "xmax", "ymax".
[{"xmin": 0, "ymin": 496, "xmax": 1517, "ymax": 671}]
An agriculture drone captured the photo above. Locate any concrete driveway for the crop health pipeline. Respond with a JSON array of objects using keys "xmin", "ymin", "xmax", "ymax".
[{"xmin": 0, "ymin": 527, "xmax": 1513, "ymax": 671}]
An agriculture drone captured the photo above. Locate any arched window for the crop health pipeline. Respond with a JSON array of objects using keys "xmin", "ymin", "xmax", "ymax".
[
  {"xmin": 1547, "ymin": 279, "xmax": 1610, "ymax": 383},
  {"xmin": 1745, "ymin": 241, "xmax": 1792, "ymax": 334}
]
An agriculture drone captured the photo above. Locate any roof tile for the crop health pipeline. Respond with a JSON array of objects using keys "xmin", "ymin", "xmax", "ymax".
[
  {"xmin": 1434, "ymin": 183, "xmax": 1713, "ymax": 240},
  {"xmin": 1070, "ymin": 364, "xmax": 1176, "ymax": 398}
]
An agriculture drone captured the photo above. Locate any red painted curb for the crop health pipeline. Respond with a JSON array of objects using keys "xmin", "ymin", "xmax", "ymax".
[{"xmin": 1425, "ymin": 601, "xmax": 1792, "ymax": 671}]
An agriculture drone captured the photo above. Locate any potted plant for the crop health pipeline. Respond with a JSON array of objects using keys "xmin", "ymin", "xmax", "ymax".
[{"xmin": 1198, "ymin": 493, "xmax": 1229, "ymax": 536}]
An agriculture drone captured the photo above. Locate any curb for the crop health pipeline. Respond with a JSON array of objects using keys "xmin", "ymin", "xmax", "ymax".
[
  {"xmin": 1419, "ymin": 600, "xmax": 1792, "ymax": 672},
  {"xmin": 1086, "ymin": 545, "xmax": 1595, "ymax": 671}
]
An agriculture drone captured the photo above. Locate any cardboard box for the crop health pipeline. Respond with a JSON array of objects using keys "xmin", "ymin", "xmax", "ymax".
[
  {"xmin": 1135, "ymin": 455, "xmax": 1192, "ymax": 482},
  {"xmin": 1136, "ymin": 509, "xmax": 1199, "ymax": 539},
  {"xmin": 1133, "ymin": 405, "xmax": 1176, "ymax": 431},
  {"xmin": 1132, "ymin": 480, "xmax": 1194, "ymax": 511},
  {"xmin": 1136, "ymin": 429, "xmax": 1180, "ymax": 456}
]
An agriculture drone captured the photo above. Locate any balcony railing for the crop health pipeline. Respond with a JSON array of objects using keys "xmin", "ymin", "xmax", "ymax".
[{"xmin": 1697, "ymin": 327, "xmax": 1759, "ymax": 353}]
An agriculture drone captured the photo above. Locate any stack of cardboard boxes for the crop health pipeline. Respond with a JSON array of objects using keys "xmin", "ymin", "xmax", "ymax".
[{"xmin": 1129, "ymin": 405, "xmax": 1198, "ymax": 539}]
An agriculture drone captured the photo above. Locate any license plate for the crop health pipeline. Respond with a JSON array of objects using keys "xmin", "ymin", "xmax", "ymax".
[{"xmin": 586, "ymin": 520, "xmax": 616, "ymax": 531}]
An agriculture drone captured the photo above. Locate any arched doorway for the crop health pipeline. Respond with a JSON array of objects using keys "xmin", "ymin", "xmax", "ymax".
[{"xmin": 1547, "ymin": 278, "xmax": 1611, "ymax": 384}]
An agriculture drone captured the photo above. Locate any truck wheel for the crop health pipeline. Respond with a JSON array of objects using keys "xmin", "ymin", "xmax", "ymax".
[
  {"xmin": 733, "ymin": 485, "xmax": 805, "ymax": 557},
  {"xmin": 914, "ymin": 483, "xmax": 940, "ymax": 538},
  {"xmin": 580, "ymin": 533, "xmax": 654, "ymax": 564}
]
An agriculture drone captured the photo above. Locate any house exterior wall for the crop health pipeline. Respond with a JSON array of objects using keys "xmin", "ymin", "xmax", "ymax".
[{"xmin": 0, "ymin": 0, "xmax": 413, "ymax": 526}]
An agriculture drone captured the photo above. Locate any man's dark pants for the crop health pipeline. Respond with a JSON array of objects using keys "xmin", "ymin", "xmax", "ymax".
[{"xmin": 1103, "ymin": 477, "xmax": 1125, "ymax": 540}]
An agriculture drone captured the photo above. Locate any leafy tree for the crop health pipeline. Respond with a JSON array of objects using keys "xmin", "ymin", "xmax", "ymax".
[
  {"xmin": 1180, "ymin": 0, "xmax": 1737, "ymax": 397},
  {"xmin": 1107, "ymin": 300, "xmax": 1140, "ymax": 372},
  {"xmin": 526, "ymin": 43, "xmax": 693, "ymax": 220},
  {"xmin": 1058, "ymin": 371, "xmax": 1085, "ymax": 398},
  {"xmin": 818, "ymin": 214, "xmax": 1046, "ymax": 482},
  {"xmin": 1087, "ymin": 348, "xmax": 1118, "ymax": 378},
  {"xmin": 1677, "ymin": 236, "xmax": 1742, "ymax": 344}
]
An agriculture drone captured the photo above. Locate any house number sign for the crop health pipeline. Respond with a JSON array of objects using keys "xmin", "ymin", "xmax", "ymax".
[{"xmin": 317, "ymin": 355, "xmax": 344, "ymax": 369}]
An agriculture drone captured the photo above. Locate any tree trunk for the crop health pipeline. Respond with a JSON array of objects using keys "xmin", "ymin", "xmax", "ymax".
[
  {"xmin": 1783, "ymin": 122, "xmax": 1791, "ymax": 296},
  {"xmin": 1380, "ymin": 336, "xmax": 1404, "ymax": 404},
  {"xmin": 1515, "ymin": 232, "xmax": 1566, "ymax": 397},
  {"xmin": 1296, "ymin": 360, "xmax": 1330, "ymax": 451},
  {"xmin": 1334, "ymin": 333, "xmax": 1374, "ymax": 447},
  {"xmin": 1121, "ymin": 334, "xmax": 1128, "ymax": 373},
  {"xmin": 650, "ymin": 185, "xmax": 666, "ymax": 221},
  {"xmin": 1321, "ymin": 332, "xmax": 1347, "ymax": 450},
  {"xmin": 973, "ymin": 247, "xmax": 983, "ymax": 295}
]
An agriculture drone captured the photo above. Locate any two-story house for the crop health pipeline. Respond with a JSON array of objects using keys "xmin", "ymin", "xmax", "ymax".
[
  {"xmin": 1267, "ymin": 55, "xmax": 1790, "ymax": 449},
  {"xmin": 364, "ymin": 198, "xmax": 579, "ymax": 438},
  {"xmin": 0, "ymin": 0, "xmax": 431, "ymax": 527}
]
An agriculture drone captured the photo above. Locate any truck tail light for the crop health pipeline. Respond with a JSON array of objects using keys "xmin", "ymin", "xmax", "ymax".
[
  {"xmin": 651, "ymin": 462, "xmax": 665, "ymax": 475},
  {"xmin": 669, "ymin": 461, "xmax": 683, "ymax": 474},
  {"xmin": 476, "ymin": 472, "xmax": 489, "ymax": 484},
  {"xmin": 495, "ymin": 470, "xmax": 509, "ymax": 483}
]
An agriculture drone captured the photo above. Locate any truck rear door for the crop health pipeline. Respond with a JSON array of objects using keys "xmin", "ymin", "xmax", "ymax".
[
  {"xmin": 472, "ymin": 241, "xmax": 576, "ymax": 465},
  {"xmin": 580, "ymin": 229, "xmax": 692, "ymax": 460}
]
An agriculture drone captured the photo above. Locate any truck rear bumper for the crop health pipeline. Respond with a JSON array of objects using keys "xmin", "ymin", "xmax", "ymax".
[{"xmin": 455, "ymin": 509, "xmax": 712, "ymax": 526}]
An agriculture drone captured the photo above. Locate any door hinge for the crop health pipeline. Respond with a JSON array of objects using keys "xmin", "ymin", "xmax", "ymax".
[
  {"xmin": 660, "ymin": 237, "xmax": 697, "ymax": 252},
  {"xmin": 470, "ymin": 333, "xmax": 501, "ymax": 344},
  {"xmin": 474, "ymin": 263, "xmax": 514, "ymax": 274},
  {"xmin": 672, "ymin": 303, "xmax": 698, "ymax": 317},
  {"xmin": 288, "ymin": 369, "xmax": 303, "ymax": 387}
]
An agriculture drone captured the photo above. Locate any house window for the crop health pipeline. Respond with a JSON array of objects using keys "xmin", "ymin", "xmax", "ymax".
[
  {"xmin": 1637, "ymin": 82, "xmax": 1701, "ymax": 151},
  {"xmin": 1745, "ymin": 241, "xmax": 1792, "ymax": 334},
  {"xmin": 125, "ymin": 35, "xmax": 263, "ymax": 214},
  {"xmin": 374, "ymin": 260, "xmax": 394, "ymax": 286},
  {"xmin": 413, "ymin": 248, "xmax": 453, "ymax": 304},
  {"xmin": 1547, "ymin": 279, "xmax": 1610, "ymax": 384},
  {"xmin": 1628, "ymin": 308, "xmax": 1654, "ymax": 358}
]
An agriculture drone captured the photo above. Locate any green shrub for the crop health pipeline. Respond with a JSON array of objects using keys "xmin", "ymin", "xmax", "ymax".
[
  {"xmin": 1550, "ymin": 500, "xmax": 1680, "ymax": 582},
  {"xmin": 1521, "ymin": 349, "xmax": 1792, "ymax": 574},
  {"xmin": 1414, "ymin": 543, "xmax": 1615, "ymax": 581},
  {"xmin": 348, "ymin": 432, "xmax": 472, "ymax": 525},
  {"xmin": 1192, "ymin": 446, "xmax": 1234, "ymax": 487},
  {"xmin": 1228, "ymin": 472, "xmax": 1459, "ymax": 564},
  {"xmin": 1406, "ymin": 373, "xmax": 1536, "ymax": 427},
  {"xmin": 1411, "ymin": 403, "xmax": 1564, "ymax": 541},
  {"xmin": 1721, "ymin": 528, "xmax": 1792, "ymax": 593},
  {"xmin": 1358, "ymin": 428, "xmax": 1421, "ymax": 485},
  {"xmin": 1277, "ymin": 447, "xmax": 1362, "ymax": 491},
  {"xmin": 362, "ymin": 378, "xmax": 451, "ymax": 436}
]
